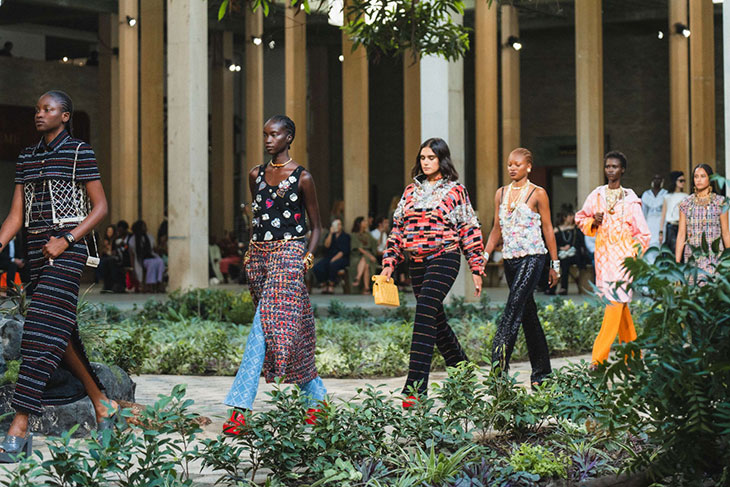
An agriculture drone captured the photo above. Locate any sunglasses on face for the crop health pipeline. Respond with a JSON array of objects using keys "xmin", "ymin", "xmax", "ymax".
[{"xmin": 677, "ymin": 179, "xmax": 685, "ymax": 182}]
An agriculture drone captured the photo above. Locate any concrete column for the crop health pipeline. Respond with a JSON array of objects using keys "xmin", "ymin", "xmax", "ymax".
[
  {"xmin": 575, "ymin": 0, "xmax": 604, "ymax": 203},
  {"xmin": 501, "ymin": 4, "xmax": 520, "ymax": 186},
  {"xmin": 420, "ymin": 13, "xmax": 474, "ymax": 300},
  {"xmin": 475, "ymin": 0, "xmax": 498, "ymax": 224},
  {"xmin": 245, "ymin": 8, "xmax": 264, "ymax": 176},
  {"xmin": 167, "ymin": 0, "xmax": 209, "ymax": 290},
  {"xmin": 117, "ymin": 0, "xmax": 139, "ymax": 222},
  {"xmin": 689, "ymin": 0, "xmax": 716, "ymax": 167},
  {"xmin": 669, "ymin": 0, "xmax": 691, "ymax": 176},
  {"xmin": 140, "ymin": 0, "xmax": 165, "ymax": 235},
  {"xmin": 97, "ymin": 13, "xmax": 119, "ymax": 224},
  {"xmin": 403, "ymin": 50, "xmax": 421, "ymax": 186},
  {"xmin": 285, "ymin": 5, "xmax": 308, "ymax": 166},
  {"xmin": 210, "ymin": 31, "xmax": 235, "ymax": 241},
  {"xmin": 725, "ymin": 0, "xmax": 730, "ymax": 177},
  {"xmin": 342, "ymin": 21, "xmax": 369, "ymax": 229},
  {"xmin": 309, "ymin": 46, "xmax": 331, "ymax": 217}
]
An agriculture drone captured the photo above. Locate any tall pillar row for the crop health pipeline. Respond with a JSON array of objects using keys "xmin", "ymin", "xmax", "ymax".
[
  {"xmin": 116, "ymin": 0, "xmax": 139, "ymax": 222},
  {"xmin": 210, "ymin": 30, "xmax": 235, "ymax": 241},
  {"xmin": 140, "ymin": 0, "xmax": 166, "ymax": 235},
  {"xmin": 167, "ymin": 0, "xmax": 209, "ymax": 290},
  {"xmin": 342, "ymin": 1, "xmax": 369, "ymax": 230},
  {"xmin": 575, "ymin": 0, "xmax": 604, "ymax": 204},
  {"xmin": 245, "ymin": 8, "xmax": 265, "ymax": 176},
  {"xmin": 500, "ymin": 4, "xmax": 520, "ymax": 186},
  {"xmin": 689, "ymin": 0, "xmax": 716, "ymax": 169},
  {"xmin": 285, "ymin": 5, "xmax": 308, "ymax": 166}
]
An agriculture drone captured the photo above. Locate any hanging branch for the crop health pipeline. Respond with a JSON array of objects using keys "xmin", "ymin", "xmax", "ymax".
[{"xmin": 215, "ymin": 0, "xmax": 494, "ymax": 61}]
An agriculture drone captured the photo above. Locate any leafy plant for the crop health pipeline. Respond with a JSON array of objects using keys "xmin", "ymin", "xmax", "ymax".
[
  {"xmin": 599, "ymin": 222, "xmax": 730, "ymax": 484},
  {"xmin": 508, "ymin": 443, "xmax": 569, "ymax": 479}
]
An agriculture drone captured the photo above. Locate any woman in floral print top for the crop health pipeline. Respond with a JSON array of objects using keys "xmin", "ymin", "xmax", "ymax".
[{"xmin": 381, "ymin": 138, "xmax": 484, "ymax": 404}]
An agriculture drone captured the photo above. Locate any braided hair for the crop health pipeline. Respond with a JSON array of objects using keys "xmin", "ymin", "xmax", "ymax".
[
  {"xmin": 266, "ymin": 115, "xmax": 296, "ymax": 148},
  {"xmin": 43, "ymin": 90, "xmax": 74, "ymax": 137}
]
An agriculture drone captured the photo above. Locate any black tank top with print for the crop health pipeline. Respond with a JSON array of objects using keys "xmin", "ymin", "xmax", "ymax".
[{"xmin": 251, "ymin": 164, "xmax": 307, "ymax": 242}]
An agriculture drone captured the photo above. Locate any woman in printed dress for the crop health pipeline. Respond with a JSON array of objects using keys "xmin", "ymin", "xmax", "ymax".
[{"xmin": 675, "ymin": 164, "xmax": 730, "ymax": 276}]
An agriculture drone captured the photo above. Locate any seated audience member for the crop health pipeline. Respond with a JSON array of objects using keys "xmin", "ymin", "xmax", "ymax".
[
  {"xmin": 209, "ymin": 236, "xmax": 225, "ymax": 284},
  {"xmin": 98, "ymin": 224, "xmax": 125, "ymax": 293},
  {"xmin": 370, "ymin": 216, "xmax": 390, "ymax": 258},
  {"xmin": 350, "ymin": 216, "xmax": 379, "ymax": 294},
  {"xmin": 312, "ymin": 219, "xmax": 350, "ymax": 294},
  {"xmin": 547, "ymin": 208, "xmax": 587, "ymax": 296},
  {"xmin": 128, "ymin": 220, "xmax": 166, "ymax": 293},
  {"xmin": 218, "ymin": 231, "xmax": 242, "ymax": 282}
]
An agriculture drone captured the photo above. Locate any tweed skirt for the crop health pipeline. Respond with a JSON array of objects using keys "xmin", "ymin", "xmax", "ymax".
[
  {"xmin": 12, "ymin": 229, "xmax": 104, "ymax": 414},
  {"xmin": 245, "ymin": 240, "xmax": 318, "ymax": 384}
]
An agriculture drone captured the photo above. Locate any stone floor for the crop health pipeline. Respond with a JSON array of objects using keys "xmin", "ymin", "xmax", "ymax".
[{"xmin": 0, "ymin": 353, "xmax": 592, "ymax": 484}]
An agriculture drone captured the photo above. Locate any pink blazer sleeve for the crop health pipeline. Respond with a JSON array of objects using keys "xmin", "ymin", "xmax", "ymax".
[
  {"xmin": 631, "ymin": 200, "xmax": 652, "ymax": 251},
  {"xmin": 575, "ymin": 189, "xmax": 598, "ymax": 237}
]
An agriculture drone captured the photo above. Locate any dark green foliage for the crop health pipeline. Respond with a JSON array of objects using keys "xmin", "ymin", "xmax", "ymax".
[
  {"xmin": 0, "ymin": 384, "xmax": 202, "ymax": 487},
  {"xmin": 600, "ymin": 244, "xmax": 730, "ymax": 484}
]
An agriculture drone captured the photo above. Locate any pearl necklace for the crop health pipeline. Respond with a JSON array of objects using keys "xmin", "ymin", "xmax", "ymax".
[{"xmin": 507, "ymin": 181, "xmax": 530, "ymax": 212}]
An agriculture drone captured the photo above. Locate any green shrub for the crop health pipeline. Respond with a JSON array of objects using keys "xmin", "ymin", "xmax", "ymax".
[
  {"xmin": 599, "ymin": 244, "xmax": 730, "ymax": 484},
  {"xmin": 0, "ymin": 360, "xmax": 19, "ymax": 386},
  {"xmin": 508, "ymin": 443, "xmax": 570, "ymax": 479}
]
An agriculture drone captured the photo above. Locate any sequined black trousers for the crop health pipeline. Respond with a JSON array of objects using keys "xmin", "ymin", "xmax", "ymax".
[{"xmin": 491, "ymin": 254, "xmax": 552, "ymax": 384}]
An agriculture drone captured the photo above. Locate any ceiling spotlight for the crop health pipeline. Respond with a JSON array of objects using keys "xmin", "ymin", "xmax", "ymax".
[
  {"xmin": 268, "ymin": 40, "xmax": 276, "ymax": 49},
  {"xmin": 62, "ymin": 56, "xmax": 69, "ymax": 62},
  {"xmin": 126, "ymin": 15, "xmax": 137, "ymax": 27},
  {"xmin": 251, "ymin": 36, "xmax": 262, "ymax": 46},
  {"xmin": 338, "ymin": 54, "xmax": 344, "ymax": 62},
  {"xmin": 657, "ymin": 30, "xmax": 664, "ymax": 39},
  {"xmin": 506, "ymin": 35, "xmax": 522, "ymax": 51},
  {"xmin": 674, "ymin": 23, "xmax": 690, "ymax": 38},
  {"xmin": 225, "ymin": 59, "xmax": 241, "ymax": 72}
]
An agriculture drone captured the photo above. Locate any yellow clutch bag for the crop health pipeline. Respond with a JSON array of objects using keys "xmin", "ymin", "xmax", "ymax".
[{"xmin": 372, "ymin": 275, "xmax": 400, "ymax": 307}]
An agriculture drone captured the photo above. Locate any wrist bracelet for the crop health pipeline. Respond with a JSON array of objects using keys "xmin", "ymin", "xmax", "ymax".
[
  {"xmin": 483, "ymin": 251, "xmax": 490, "ymax": 263},
  {"xmin": 303, "ymin": 252, "xmax": 314, "ymax": 271},
  {"xmin": 551, "ymin": 260, "xmax": 560, "ymax": 272}
]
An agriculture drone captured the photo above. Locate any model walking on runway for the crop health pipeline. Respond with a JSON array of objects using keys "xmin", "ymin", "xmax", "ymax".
[
  {"xmin": 381, "ymin": 137, "xmax": 485, "ymax": 406},
  {"xmin": 575, "ymin": 151, "xmax": 651, "ymax": 365},
  {"xmin": 0, "ymin": 91, "xmax": 118, "ymax": 461},
  {"xmin": 222, "ymin": 116, "xmax": 326, "ymax": 434},
  {"xmin": 483, "ymin": 148, "xmax": 558, "ymax": 387}
]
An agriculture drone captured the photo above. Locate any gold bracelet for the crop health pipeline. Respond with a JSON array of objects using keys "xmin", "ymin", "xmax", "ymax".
[{"xmin": 303, "ymin": 252, "xmax": 314, "ymax": 271}]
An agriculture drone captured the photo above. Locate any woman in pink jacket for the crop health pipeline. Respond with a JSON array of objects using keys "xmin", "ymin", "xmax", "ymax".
[{"xmin": 575, "ymin": 151, "xmax": 651, "ymax": 365}]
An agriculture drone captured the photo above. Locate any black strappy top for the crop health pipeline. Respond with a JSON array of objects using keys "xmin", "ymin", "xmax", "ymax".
[{"xmin": 251, "ymin": 164, "xmax": 307, "ymax": 242}]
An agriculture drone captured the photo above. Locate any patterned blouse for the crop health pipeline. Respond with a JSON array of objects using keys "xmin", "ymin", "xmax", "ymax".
[
  {"xmin": 498, "ymin": 185, "xmax": 547, "ymax": 259},
  {"xmin": 383, "ymin": 176, "xmax": 485, "ymax": 274},
  {"xmin": 679, "ymin": 193, "xmax": 727, "ymax": 275}
]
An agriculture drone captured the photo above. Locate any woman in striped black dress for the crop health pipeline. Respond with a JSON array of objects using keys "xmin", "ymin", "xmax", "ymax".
[{"xmin": 0, "ymin": 91, "xmax": 118, "ymax": 461}]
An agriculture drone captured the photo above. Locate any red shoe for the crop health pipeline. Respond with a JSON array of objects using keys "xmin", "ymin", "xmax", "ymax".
[
  {"xmin": 305, "ymin": 408, "xmax": 321, "ymax": 425},
  {"xmin": 402, "ymin": 395, "xmax": 418, "ymax": 409},
  {"xmin": 222, "ymin": 409, "xmax": 248, "ymax": 436}
]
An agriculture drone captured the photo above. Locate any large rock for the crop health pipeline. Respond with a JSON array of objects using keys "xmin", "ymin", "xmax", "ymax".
[
  {"xmin": 0, "ymin": 362, "xmax": 136, "ymax": 438},
  {"xmin": 0, "ymin": 317, "xmax": 23, "ymax": 362}
]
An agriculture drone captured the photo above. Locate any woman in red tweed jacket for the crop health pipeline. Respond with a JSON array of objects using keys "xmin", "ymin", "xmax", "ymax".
[{"xmin": 381, "ymin": 137, "xmax": 485, "ymax": 407}]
